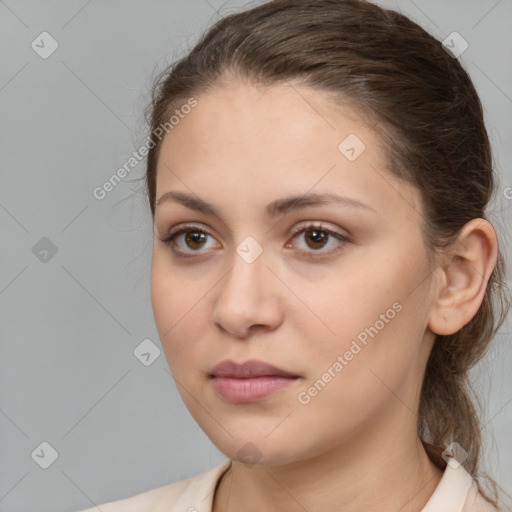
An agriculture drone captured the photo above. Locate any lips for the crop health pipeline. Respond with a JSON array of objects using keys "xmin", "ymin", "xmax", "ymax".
[
  {"xmin": 210, "ymin": 359, "xmax": 299, "ymax": 379},
  {"xmin": 209, "ymin": 359, "xmax": 300, "ymax": 403}
]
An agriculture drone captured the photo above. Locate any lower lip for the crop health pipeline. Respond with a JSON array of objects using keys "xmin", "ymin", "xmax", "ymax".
[{"xmin": 211, "ymin": 376, "xmax": 298, "ymax": 403}]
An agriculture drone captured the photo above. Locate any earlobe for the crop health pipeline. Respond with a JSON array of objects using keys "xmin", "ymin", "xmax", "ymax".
[{"xmin": 427, "ymin": 218, "xmax": 498, "ymax": 336}]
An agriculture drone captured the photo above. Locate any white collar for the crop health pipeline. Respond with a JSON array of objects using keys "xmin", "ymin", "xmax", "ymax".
[
  {"xmin": 420, "ymin": 461, "xmax": 475, "ymax": 512},
  {"xmin": 170, "ymin": 459, "xmax": 478, "ymax": 512}
]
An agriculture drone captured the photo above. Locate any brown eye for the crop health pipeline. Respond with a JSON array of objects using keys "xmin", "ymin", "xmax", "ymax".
[
  {"xmin": 159, "ymin": 224, "xmax": 219, "ymax": 256},
  {"xmin": 287, "ymin": 222, "xmax": 349, "ymax": 259},
  {"xmin": 160, "ymin": 222, "xmax": 349, "ymax": 260},
  {"xmin": 183, "ymin": 231, "xmax": 208, "ymax": 250},
  {"xmin": 303, "ymin": 228, "xmax": 329, "ymax": 250}
]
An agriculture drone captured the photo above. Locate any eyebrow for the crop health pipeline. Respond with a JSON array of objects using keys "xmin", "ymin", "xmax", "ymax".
[{"xmin": 155, "ymin": 190, "xmax": 376, "ymax": 219}]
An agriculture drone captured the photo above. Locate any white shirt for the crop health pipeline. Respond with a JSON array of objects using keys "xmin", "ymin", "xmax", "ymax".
[{"xmin": 78, "ymin": 458, "xmax": 501, "ymax": 511}]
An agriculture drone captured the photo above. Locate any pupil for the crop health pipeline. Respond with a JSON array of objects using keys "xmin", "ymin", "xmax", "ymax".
[
  {"xmin": 186, "ymin": 232, "xmax": 206, "ymax": 249},
  {"xmin": 307, "ymin": 229, "xmax": 327, "ymax": 249}
]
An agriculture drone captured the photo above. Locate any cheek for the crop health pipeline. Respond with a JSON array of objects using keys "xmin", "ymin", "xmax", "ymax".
[
  {"xmin": 294, "ymin": 304, "xmax": 426, "ymax": 439},
  {"xmin": 150, "ymin": 256, "xmax": 207, "ymax": 361},
  {"xmin": 325, "ymin": 292, "xmax": 430, "ymax": 418},
  {"xmin": 292, "ymin": 256, "xmax": 408, "ymax": 353},
  {"xmin": 299, "ymin": 248, "xmax": 431, "ymax": 386}
]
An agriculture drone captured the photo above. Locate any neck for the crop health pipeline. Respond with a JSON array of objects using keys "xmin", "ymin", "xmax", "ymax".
[{"xmin": 213, "ymin": 410, "xmax": 443, "ymax": 512}]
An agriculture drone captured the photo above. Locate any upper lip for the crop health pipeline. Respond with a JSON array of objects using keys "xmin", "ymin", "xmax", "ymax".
[{"xmin": 210, "ymin": 359, "xmax": 299, "ymax": 378}]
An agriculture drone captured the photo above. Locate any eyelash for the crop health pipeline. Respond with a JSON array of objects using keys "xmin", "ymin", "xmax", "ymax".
[{"xmin": 158, "ymin": 222, "xmax": 349, "ymax": 260}]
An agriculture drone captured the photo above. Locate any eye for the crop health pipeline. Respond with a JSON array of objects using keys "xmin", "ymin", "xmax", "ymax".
[
  {"xmin": 158, "ymin": 222, "xmax": 349, "ymax": 259},
  {"xmin": 286, "ymin": 222, "xmax": 349, "ymax": 259},
  {"xmin": 158, "ymin": 223, "xmax": 220, "ymax": 257}
]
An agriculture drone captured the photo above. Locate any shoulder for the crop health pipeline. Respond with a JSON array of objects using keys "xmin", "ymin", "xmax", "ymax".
[
  {"xmin": 421, "ymin": 461, "xmax": 506, "ymax": 512},
  {"xmin": 463, "ymin": 481, "xmax": 508, "ymax": 512},
  {"xmin": 77, "ymin": 459, "xmax": 231, "ymax": 512}
]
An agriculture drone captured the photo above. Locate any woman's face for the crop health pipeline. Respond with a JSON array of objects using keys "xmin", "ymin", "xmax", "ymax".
[{"xmin": 151, "ymin": 79, "xmax": 439, "ymax": 465}]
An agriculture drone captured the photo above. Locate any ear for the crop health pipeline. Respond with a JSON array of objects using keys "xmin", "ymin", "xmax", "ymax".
[{"xmin": 428, "ymin": 218, "xmax": 498, "ymax": 336}]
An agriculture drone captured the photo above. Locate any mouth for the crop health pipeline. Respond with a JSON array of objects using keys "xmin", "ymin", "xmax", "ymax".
[{"xmin": 209, "ymin": 359, "xmax": 301, "ymax": 404}]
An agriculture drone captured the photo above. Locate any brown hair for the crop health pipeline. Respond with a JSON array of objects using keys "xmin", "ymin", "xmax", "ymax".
[{"xmin": 144, "ymin": 0, "xmax": 510, "ymax": 505}]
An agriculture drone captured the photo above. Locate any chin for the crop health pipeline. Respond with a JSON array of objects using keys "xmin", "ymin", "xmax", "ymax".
[{"xmin": 208, "ymin": 432, "xmax": 306, "ymax": 467}]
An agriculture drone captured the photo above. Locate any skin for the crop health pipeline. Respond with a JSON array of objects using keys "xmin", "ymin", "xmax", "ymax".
[{"xmin": 150, "ymin": 78, "xmax": 498, "ymax": 512}]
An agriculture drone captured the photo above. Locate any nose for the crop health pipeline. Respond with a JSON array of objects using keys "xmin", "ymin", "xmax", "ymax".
[{"xmin": 210, "ymin": 245, "xmax": 284, "ymax": 339}]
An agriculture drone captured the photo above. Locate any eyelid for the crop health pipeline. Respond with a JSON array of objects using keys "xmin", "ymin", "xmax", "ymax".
[
  {"xmin": 289, "ymin": 220, "xmax": 348, "ymax": 239},
  {"xmin": 285, "ymin": 221, "xmax": 350, "ymax": 259},
  {"xmin": 159, "ymin": 221, "xmax": 350, "ymax": 258},
  {"xmin": 166, "ymin": 222, "xmax": 212, "ymax": 239},
  {"xmin": 158, "ymin": 222, "xmax": 220, "ymax": 256}
]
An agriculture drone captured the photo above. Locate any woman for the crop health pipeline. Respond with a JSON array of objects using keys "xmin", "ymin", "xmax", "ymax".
[{"xmin": 80, "ymin": 0, "xmax": 510, "ymax": 510}]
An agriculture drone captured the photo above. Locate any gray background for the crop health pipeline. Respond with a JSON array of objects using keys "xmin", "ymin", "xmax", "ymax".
[{"xmin": 0, "ymin": 1, "xmax": 510, "ymax": 511}]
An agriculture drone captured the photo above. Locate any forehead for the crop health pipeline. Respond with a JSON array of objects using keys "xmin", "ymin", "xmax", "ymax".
[
  {"xmin": 154, "ymin": 79, "xmax": 422, "ymax": 221},
  {"xmin": 158, "ymin": 79, "xmax": 377, "ymax": 176},
  {"xmin": 167, "ymin": 78, "xmax": 370, "ymax": 146}
]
